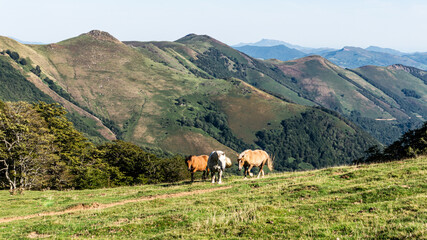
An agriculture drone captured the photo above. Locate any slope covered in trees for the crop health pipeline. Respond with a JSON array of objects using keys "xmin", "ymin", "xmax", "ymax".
[
  {"xmin": 0, "ymin": 32, "xmax": 379, "ymax": 172},
  {"xmin": 0, "ymin": 101, "xmax": 188, "ymax": 193},
  {"xmin": 144, "ymin": 35, "xmax": 425, "ymax": 145},
  {"xmin": 357, "ymin": 121, "xmax": 427, "ymax": 164}
]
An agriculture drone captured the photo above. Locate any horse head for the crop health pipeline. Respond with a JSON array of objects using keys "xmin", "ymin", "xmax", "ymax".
[
  {"xmin": 185, "ymin": 155, "xmax": 193, "ymax": 171},
  {"xmin": 237, "ymin": 150, "xmax": 248, "ymax": 171}
]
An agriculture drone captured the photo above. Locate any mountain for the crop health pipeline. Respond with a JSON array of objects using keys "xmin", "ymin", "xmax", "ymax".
[
  {"xmin": 404, "ymin": 52, "xmax": 427, "ymax": 66},
  {"xmin": 262, "ymin": 56, "xmax": 426, "ymax": 144},
  {"xmin": 0, "ymin": 44, "xmax": 114, "ymax": 143},
  {"xmin": 232, "ymin": 38, "xmax": 335, "ymax": 54},
  {"xmin": 233, "ymin": 45, "xmax": 306, "ymax": 61},
  {"xmin": 365, "ymin": 46, "xmax": 405, "ymax": 56},
  {"xmin": 0, "ymin": 31, "xmax": 378, "ymax": 171},
  {"xmin": 320, "ymin": 46, "xmax": 427, "ymax": 70},
  {"xmin": 127, "ymin": 34, "xmax": 421, "ymax": 145}
]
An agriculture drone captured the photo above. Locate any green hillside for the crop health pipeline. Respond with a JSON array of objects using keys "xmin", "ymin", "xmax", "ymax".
[
  {"xmin": 0, "ymin": 55, "xmax": 53, "ymax": 103},
  {"xmin": 0, "ymin": 31, "xmax": 378, "ymax": 170},
  {"xmin": 0, "ymin": 156, "xmax": 425, "ymax": 239},
  {"xmin": 137, "ymin": 34, "xmax": 425, "ymax": 145},
  {"xmin": 268, "ymin": 56, "xmax": 426, "ymax": 144},
  {"xmin": 0, "ymin": 54, "xmax": 106, "ymax": 143}
]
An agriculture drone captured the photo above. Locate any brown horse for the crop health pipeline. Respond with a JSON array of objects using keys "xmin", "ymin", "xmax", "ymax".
[
  {"xmin": 238, "ymin": 149, "xmax": 273, "ymax": 178},
  {"xmin": 185, "ymin": 155, "xmax": 209, "ymax": 182}
]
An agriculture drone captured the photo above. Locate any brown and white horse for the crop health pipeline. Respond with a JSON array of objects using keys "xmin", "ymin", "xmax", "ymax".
[
  {"xmin": 185, "ymin": 155, "xmax": 209, "ymax": 182},
  {"xmin": 238, "ymin": 149, "xmax": 273, "ymax": 178}
]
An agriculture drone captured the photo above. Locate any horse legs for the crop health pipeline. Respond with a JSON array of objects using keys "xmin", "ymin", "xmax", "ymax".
[
  {"xmin": 247, "ymin": 165, "xmax": 254, "ymax": 177},
  {"xmin": 191, "ymin": 172, "xmax": 194, "ymax": 182},
  {"xmin": 244, "ymin": 166, "xmax": 249, "ymax": 179},
  {"xmin": 211, "ymin": 171, "xmax": 216, "ymax": 183},
  {"xmin": 202, "ymin": 170, "xmax": 206, "ymax": 181},
  {"xmin": 218, "ymin": 170, "xmax": 223, "ymax": 184},
  {"xmin": 257, "ymin": 163, "xmax": 265, "ymax": 178}
]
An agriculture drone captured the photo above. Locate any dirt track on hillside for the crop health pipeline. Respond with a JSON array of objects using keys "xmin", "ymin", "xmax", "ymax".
[{"xmin": 0, "ymin": 186, "xmax": 232, "ymax": 224}]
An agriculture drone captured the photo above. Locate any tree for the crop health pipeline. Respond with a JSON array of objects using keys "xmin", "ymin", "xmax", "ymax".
[
  {"xmin": 33, "ymin": 102, "xmax": 90, "ymax": 189},
  {"xmin": 18, "ymin": 58, "xmax": 27, "ymax": 65},
  {"xmin": 0, "ymin": 102, "xmax": 56, "ymax": 194},
  {"xmin": 30, "ymin": 65, "xmax": 41, "ymax": 77},
  {"xmin": 6, "ymin": 50, "xmax": 19, "ymax": 61}
]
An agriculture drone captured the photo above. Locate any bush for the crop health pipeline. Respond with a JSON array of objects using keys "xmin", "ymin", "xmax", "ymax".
[
  {"xmin": 6, "ymin": 50, "xmax": 19, "ymax": 61},
  {"xmin": 30, "ymin": 65, "xmax": 41, "ymax": 77},
  {"xmin": 18, "ymin": 58, "xmax": 27, "ymax": 65}
]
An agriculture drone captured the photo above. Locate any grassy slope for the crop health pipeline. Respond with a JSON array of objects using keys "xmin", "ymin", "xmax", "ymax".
[
  {"xmin": 1, "ymin": 33, "xmax": 235, "ymax": 154},
  {"xmin": 125, "ymin": 35, "xmax": 377, "ymax": 160},
  {"xmin": 0, "ymin": 54, "xmax": 107, "ymax": 143},
  {"xmin": 275, "ymin": 56, "xmax": 399, "ymax": 119},
  {"xmin": 26, "ymin": 32, "xmax": 350, "ymax": 156},
  {"xmin": 0, "ymin": 36, "xmax": 116, "ymax": 142},
  {"xmin": 272, "ymin": 56, "xmax": 427, "ymax": 144},
  {"xmin": 166, "ymin": 35, "xmax": 426, "ymax": 145},
  {"xmin": 353, "ymin": 65, "xmax": 427, "ymax": 120},
  {"xmin": 0, "ymin": 156, "xmax": 425, "ymax": 239},
  {"xmin": 1, "ymin": 33, "xmax": 377, "ymax": 165}
]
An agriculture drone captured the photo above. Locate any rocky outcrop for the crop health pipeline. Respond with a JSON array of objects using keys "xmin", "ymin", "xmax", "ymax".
[{"xmin": 84, "ymin": 30, "xmax": 122, "ymax": 44}]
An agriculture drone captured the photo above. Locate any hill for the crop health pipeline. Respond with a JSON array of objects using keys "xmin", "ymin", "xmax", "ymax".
[
  {"xmin": 405, "ymin": 52, "xmax": 427, "ymax": 66},
  {"xmin": 263, "ymin": 56, "xmax": 426, "ymax": 144},
  {"xmin": 0, "ymin": 31, "xmax": 378, "ymax": 170},
  {"xmin": 0, "ymin": 52, "xmax": 108, "ymax": 143},
  {"xmin": 233, "ymin": 45, "xmax": 306, "ymax": 61},
  {"xmin": 365, "ymin": 46, "xmax": 405, "ymax": 56},
  {"xmin": 0, "ymin": 155, "xmax": 425, "ymax": 239},
  {"xmin": 320, "ymin": 46, "xmax": 427, "ymax": 70},
  {"xmin": 232, "ymin": 39, "xmax": 335, "ymax": 54},
  {"xmin": 155, "ymin": 35, "xmax": 426, "ymax": 144}
]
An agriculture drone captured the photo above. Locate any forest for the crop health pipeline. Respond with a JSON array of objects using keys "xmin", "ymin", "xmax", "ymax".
[{"xmin": 0, "ymin": 101, "xmax": 188, "ymax": 194}]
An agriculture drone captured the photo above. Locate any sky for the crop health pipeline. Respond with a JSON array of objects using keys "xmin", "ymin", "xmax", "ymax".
[{"xmin": 1, "ymin": 0, "xmax": 427, "ymax": 52}]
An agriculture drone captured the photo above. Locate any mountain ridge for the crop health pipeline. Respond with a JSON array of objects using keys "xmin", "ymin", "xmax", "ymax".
[{"xmin": 0, "ymin": 31, "xmax": 379, "ymax": 171}]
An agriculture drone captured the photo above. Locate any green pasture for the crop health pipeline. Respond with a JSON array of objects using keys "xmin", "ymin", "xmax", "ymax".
[{"xmin": 0, "ymin": 157, "xmax": 425, "ymax": 239}]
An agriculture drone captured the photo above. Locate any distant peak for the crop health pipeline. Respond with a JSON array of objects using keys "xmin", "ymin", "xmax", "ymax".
[
  {"xmin": 183, "ymin": 33, "xmax": 197, "ymax": 38},
  {"xmin": 83, "ymin": 30, "xmax": 121, "ymax": 43},
  {"xmin": 176, "ymin": 33, "xmax": 226, "ymax": 46},
  {"xmin": 177, "ymin": 33, "xmax": 212, "ymax": 41}
]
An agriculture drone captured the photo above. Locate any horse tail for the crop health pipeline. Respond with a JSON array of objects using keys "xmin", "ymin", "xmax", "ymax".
[{"xmin": 267, "ymin": 154, "xmax": 274, "ymax": 171}]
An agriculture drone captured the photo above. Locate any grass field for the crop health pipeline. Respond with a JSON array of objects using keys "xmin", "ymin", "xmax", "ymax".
[{"xmin": 0, "ymin": 156, "xmax": 425, "ymax": 239}]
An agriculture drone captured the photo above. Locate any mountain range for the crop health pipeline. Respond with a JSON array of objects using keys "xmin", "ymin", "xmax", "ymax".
[
  {"xmin": 1, "ymin": 30, "xmax": 425, "ymax": 171},
  {"xmin": 233, "ymin": 39, "xmax": 427, "ymax": 70}
]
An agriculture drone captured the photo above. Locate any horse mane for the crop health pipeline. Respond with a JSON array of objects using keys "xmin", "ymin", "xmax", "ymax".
[{"xmin": 238, "ymin": 149, "xmax": 251, "ymax": 159}]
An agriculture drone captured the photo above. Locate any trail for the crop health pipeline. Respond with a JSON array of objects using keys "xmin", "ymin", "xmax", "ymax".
[{"xmin": 0, "ymin": 186, "xmax": 232, "ymax": 224}]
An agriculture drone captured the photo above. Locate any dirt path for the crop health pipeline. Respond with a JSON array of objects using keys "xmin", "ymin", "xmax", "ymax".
[{"xmin": 0, "ymin": 186, "xmax": 232, "ymax": 224}]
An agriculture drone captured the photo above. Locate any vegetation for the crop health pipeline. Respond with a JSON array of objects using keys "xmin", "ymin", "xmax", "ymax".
[
  {"xmin": 0, "ymin": 55, "xmax": 106, "ymax": 142},
  {"xmin": 177, "ymin": 98, "xmax": 254, "ymax": 153},
  {"xmin": 0, "ymin": 33, "xmax": 413, "ymax": 167},
  {"xmin": 357, "ymin": 121, "xmax": 427, "ymax": 164},
  {"xmin": 0, "ymin": 56, "xmax": 53, "ymax": 103},
  {"xmin": 255, "ymin": 109, "xmax": 378, "ymax": 171},
  {"xmin": 0, "ymin": 156, "xmax": 425, "ymax": 239},
  {"xmin": 401, "ymin": 88, "xmax": 421, "ymax": 99},
  {"xmin": 0, "ymin": 101, "xmax": 188, "ymax": 193}
]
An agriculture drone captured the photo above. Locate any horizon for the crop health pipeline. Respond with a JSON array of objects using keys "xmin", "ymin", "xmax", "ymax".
[{"xmin": 1, "ymin": 0, "xmax": 427, "ymax": 52}]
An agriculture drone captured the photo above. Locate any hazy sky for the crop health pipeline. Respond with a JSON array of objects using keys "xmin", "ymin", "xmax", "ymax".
[{"xmin": 1, "ymin": 0, "xmax": 427, "ymax": 52}]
